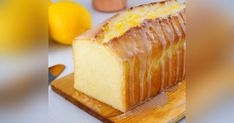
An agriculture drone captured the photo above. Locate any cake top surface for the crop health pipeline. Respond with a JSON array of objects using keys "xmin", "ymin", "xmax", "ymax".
[
  {"xmin": 75, "ymin": 0, "xmax": 185, "ymax": 44},
  {"xmin": 98, "ymin": 0, "xmax": 185, "ymax": 43}
]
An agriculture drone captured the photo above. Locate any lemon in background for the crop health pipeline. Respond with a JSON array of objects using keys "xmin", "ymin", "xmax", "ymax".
[{"xmin": 48, "ymin": 1, "xmax": 92, "ymax": 45}]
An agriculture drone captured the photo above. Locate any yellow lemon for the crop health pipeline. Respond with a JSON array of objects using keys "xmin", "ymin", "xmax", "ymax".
[{"xmin": 48, "ymin": 1, "xmax": 91, "ymax": 45}]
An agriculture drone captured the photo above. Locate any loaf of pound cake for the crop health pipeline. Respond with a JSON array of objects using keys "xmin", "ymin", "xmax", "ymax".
[{"xmin": 73, "ymin": 0, "xmax": 186, "ymax": 112}]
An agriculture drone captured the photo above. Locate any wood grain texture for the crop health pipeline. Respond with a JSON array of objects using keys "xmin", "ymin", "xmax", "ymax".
[{"xmin": 51, "ymin": 73, "xmax": 185, "ymax": 123}]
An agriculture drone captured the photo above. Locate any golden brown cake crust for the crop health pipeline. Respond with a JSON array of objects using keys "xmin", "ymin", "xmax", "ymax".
[{"xmin": 104, "ymin": 9, "xmax": 186, "ymax": 110}]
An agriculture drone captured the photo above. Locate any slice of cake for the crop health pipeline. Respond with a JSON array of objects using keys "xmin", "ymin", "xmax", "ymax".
[{"xmin": 73, "ymin": 0, "xmax": 186, "ymax": 112}]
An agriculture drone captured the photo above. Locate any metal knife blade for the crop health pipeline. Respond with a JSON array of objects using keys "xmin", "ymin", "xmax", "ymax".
[{"xmin": 48, "ymin": 64, "xmax": 65, "ymax": 84}]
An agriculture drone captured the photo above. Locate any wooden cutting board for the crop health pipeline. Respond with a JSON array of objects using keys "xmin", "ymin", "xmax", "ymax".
[{"xmin": 51, "ymin": 73, "xmax": 186, "ymax": 123}]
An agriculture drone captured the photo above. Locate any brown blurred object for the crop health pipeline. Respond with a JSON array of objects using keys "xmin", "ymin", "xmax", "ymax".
[
  {"xmin": 187, "ymin": 2, "xmax": 232, "ymax": 76},
  {"xmin": 187, "ymin": 0, "xmax": 234, "ymax": 122},
  {"xmin": 92, "ymin": 0, "xmax": 127, "ymax": 12},
  {"xmin": 0, "ymin": 74, "xmax": 43, "ymax": 109}
]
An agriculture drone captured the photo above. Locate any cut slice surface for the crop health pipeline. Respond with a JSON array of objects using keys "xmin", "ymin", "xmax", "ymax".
[{"xmin": 73, "ymin": 40, "xmax": 126, "ymax": 111}]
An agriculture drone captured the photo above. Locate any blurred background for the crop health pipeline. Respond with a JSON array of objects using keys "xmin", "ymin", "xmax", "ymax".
[
  {"xmin": 187, "ymin": 0, "xmax": 234, "ymax": 123},
  {"xmin": 0, "ymin": 0, "xmax": 234, "ymax": 123}
]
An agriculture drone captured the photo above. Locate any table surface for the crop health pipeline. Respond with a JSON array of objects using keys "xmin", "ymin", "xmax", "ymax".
[{"xmin": 48, "ymin": 0, "xmax": 185, "ymax": 122}]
